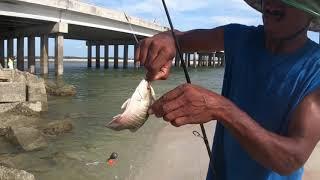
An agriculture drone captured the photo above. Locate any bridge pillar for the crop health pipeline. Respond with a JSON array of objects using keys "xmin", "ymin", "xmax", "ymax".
[
  {"xmin": 55, "ymin": 33, "xmax": 64, "ymax": 76},
  {"xmin": 114, "ymin": 45, "xmax": 119, "ymax": 69},
  {"xmin": 28, "ymin": 36, "xmax": 36, "ymax": 74},
  {"xmin": 123, "ymin": 44, "xmax": 128, "ymax": 69},
  {"xmin": 208, "ymin": 53, "xmax": 213, "ymax": 67},
  {"xmin": 7, "ymin": 38, "xmax": 14, "ymax": 67},
  {"xmin": 96, "ymin": 44, "xmax": 100, "ymax": 68},
  {"xmin": 213, "ymin": 52, "xmax": 216, "ymax": 67},
  {"xmin": 134, "ymin": 44, "xmax": 138, "ymax": 68},
  {"xmin": 104, "ymin": 44, "xmax": 109, "ymax": 69},
  {"xmin": 199, "ymin": 53, "xmax": 203, "ymax": 67},
  {"xmin": 175, "ymin": 53, "xmax": 180, "ymax": 67},
  {"xmin": 17, "ymin": 36, "xmax": 24, "ymax": 71},
  {"xmin": 40, "ymin": 35, "xmax": 49, "ymax": 75},
  {"xmin": 205, "ymin": 55, "xmax": 209, "ymax": 67},
  {"xmin": 0, "ymin": 39, "xmax": 4, "ymax": 68},
  {"xmin": 187, "ymin": 53, "xmax": 191, "ymax": 67},
  {"xmin": 87, "ymin": 41, "xmax": 92, "ymax": 68},
  {"xmin": 193, "ymin": 52, "xmax": 197, "ymax": 68}
]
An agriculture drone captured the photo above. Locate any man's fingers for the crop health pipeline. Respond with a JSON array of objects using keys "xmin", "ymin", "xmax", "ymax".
[
  {"xmin": 137, "ymin": 40, "xmax": 151, "ymax": 65},
  {"xmin": 164, "ymin": 108, "xmax": 186, "ymax": 122},
  {"xmin": 146, "ymin": 42, "xmax": 162, "ymax": 70},
  {"xmin": 163, "ymin": 97, "xmax": 184, "ymax": 115},
  {"xmin": 147, "ymin": 61, "xmax": 172, "ymax": 81},
  {"xmin": 162, "ymin": 84, "xmax": 186, "ymax": 102},
  {"xmin": 150, "ymin": 86, "xmax": 184, "ymax": 118},
  {"xmin": 171, "ymin": 117, "xmax": 189, "ymax": 127}
]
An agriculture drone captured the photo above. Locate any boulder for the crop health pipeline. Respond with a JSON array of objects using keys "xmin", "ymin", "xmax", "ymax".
[
  {"xmin": 0, "ymin": 69, "xmax": 48, "ymax": 115},
  {"xmin": 0, "ymin": 128, "xmax": 10, "ymax": 136},
  {"xmin": 0, "ymin": 69, "xmax": 13, "ymax": 82},
  {"xmin": 25, "ymin": 72, "xmax": 48, "ymax": 110},
  {"xmin": 9, "ymin": 102, "xmax": 44, "ymax": 116},
  {"xmin": 42, "ymin": 120, "xmax": 73, "ymax": 136},
  {"xmin": 0, "ymin": 82, "xmax": 26, "ymax": 103},
  {"xmin": 6, "ymin": 127, "xmax": 48, "ymax": 151},
  {"xmin": 0, "ymin": 103, "xmax": 19, "ymax": 114},
  {"xmin": 45, "ymin": 80, "xmax": 76, "ymax": 96},
  {"xmin": 0, "ymin": 166, "xmax": 35, "ymax": 180},
  {"xmin": 0, "ymin": 114, "xmax": 41, "ymax": 130}
]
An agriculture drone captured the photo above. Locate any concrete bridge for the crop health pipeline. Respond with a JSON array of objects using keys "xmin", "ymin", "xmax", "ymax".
[{"xmin": 0, "ymin": 0, "xmax": 168, "ymax": 76}]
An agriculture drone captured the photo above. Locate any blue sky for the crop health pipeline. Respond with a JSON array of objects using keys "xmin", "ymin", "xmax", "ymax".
[
  {"xmin": 79, "ymin": 0, "xmax": 319, "ymax": 57},
  {"xmin": 5, "ymin": 0, "xmax": 320, "ymax": 57}
]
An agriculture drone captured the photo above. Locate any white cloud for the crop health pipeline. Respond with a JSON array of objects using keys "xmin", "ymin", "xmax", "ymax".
[{"xmin": 210, "ymin": 15, "xmax": 261, "ymax": 26}]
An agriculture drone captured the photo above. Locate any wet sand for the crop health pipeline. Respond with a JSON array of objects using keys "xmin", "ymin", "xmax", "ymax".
[
  {"xmin": 304, "ymin": 143, "xmax": 320, "ymax": 180},
  {"xmin": 134, "ymin": 122, "xmax": 319, "ymax": 180},
  {"xmin": 134, "ymin": 121, "xmax": 215, "ymax": 180}
]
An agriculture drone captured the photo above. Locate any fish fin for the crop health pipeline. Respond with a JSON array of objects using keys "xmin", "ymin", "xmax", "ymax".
[
  {"xmin": 137, "ymin": 90, "xmax": 143, "ymax": 101},
  {"xmin": 113, "ymin": 114, "xmax": 121, "ymax": 119},
  {"xmin": 121, "ymin": 98, "xmax": 131, "ymax": 110},
  {"xmin": 129, "ymin": 128, "xmax": 139, "ymax": 133},
  {"xmin": 150, "ymin": 86, "xmax": 156, "ymax": 102},
  {"xmin": 106, "ymin": 114, "xmax": 123, "ymax": 131}
]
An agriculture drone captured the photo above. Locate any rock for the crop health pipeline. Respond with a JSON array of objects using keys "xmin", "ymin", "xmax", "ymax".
[
  {"xmin": 0, "ymin": 103, "xmax": 19, "ymax": 114},
  {"xmin": 6, "ymin": 127, "xmax": 48, "ymax": 151},
  {"xmin": 0, "ymin": 69, "xmax": 13, "ymax": 82},
  {"xmin": 0, "ymin": 158, "xmax": 16, "ymax": 169},
  {"xmin": 9, "ymin": 102, "xmax": 44, "ymax": 116},
  {"xmin": 45, "ymin": 80, "xmax": 76, "ymax": 96},
  {"xmin": 0, "ymin": 82, "xmax": 26, "ymax": 103},
  {"xmin": 0, "ymin": 115, "xmax": 41, "ymax": 130},
  {"xmin": 0, "ymin": 166, "xmax": 35, "ymax": 180},
  {"xmin": 25, "ymin": 73, "xmax": 48, "ymax": 111},
  {"xmin": 0, "ymin": 127, "xmax": 10, "ymax": 136},
  {"xmin": 42, "ymin": 120, "xmax": 73, "ymax": 136},
  {"xmin": 0, "ymin": 102, "xmax": 45, "ymax": 116},
  {"xmin": 0, "ymin": 69, "xmax": 48, "ymax": 116}
]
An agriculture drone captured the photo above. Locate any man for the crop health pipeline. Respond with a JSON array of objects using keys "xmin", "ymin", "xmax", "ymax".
[
  {"xmin": 7, "ymin": 56, "xmax": 15, "ymax": 69},
  {"xmin": 136, "ymin": 0, "xmax": 320, "ymax": 179}
]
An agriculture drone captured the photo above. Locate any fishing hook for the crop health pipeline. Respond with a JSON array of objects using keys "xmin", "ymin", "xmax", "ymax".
[{"xmin": 161, "ymin": 0, "xmax": 218, "ymax": 178}]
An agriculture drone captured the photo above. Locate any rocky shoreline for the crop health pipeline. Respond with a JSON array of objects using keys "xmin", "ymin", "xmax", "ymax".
[{"xmin": 0, "ymin": 69, "xmax": 76, "ymax": 179}]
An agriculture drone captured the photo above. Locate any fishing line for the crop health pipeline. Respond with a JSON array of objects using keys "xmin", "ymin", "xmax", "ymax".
[
  {"xmin": 161, "ymin": 0, "xmax": 217, "ymax": 178},
  {"xmin": 120, "ymin": 0, "xmax": 139, "ymax": 44},
  {"xmin": 123, "ymin": 12, "xmax": 140, "ymax": 44}
]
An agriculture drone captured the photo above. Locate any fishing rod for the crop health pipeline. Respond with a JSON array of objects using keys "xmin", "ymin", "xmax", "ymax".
[{"xmin": 161, "ymin": 0, "xmax": 217, "ymax": 177}]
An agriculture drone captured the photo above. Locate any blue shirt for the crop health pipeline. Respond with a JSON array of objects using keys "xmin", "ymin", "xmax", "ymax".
[{"xmin": 207, "ymin": 24, "xmax": 320, "ymax": 180}]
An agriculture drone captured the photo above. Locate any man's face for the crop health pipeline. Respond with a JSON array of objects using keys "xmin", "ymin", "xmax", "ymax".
[{"xmin": 262, "ymin": 0, "xmax": 311, "ymax": 39}]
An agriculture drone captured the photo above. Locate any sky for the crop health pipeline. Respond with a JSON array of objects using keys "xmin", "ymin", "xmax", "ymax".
[{"xmin": 4, "ymin": 0, "xmax": 320, "ymax": 57}]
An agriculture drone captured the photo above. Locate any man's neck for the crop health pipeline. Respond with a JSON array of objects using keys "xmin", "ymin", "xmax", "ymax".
[{"xmin": 265, "ymin": 32, "xmax": 308, "ymax": 54}]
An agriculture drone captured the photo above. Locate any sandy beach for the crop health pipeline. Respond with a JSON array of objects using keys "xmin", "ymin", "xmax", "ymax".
[{"xmin": 134, "ymin": 122, "xmax": 319, "ymax": 180}]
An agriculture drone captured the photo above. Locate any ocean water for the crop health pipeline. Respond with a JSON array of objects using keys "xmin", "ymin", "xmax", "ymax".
[{"xmin": 7, "ymin": 61, "xmax": 224, "ymax": 180}]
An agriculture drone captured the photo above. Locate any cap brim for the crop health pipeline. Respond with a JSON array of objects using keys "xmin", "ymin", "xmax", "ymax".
[{"xmin": 244, "ymin": 0, "xmax": 320, "ymax": 32}]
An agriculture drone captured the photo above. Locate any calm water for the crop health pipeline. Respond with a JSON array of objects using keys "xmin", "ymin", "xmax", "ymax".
[{"xmin": 12, "ymin": 62, "xmax": 224, "ymax": 180}]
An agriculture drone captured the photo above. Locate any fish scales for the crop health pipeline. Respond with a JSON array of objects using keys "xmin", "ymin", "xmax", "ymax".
[{"xmin": 106, "ymin": 79, "xmax": 155, "ymax": 132}]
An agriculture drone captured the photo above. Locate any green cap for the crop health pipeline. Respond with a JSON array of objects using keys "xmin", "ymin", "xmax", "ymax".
[
  {"xmin": 281, "ymin": 0, "xmax": 320, "ymax": 17},
  {"xmin": 244, "ymin": 0, "xmax": 320, "ymax": 32}
]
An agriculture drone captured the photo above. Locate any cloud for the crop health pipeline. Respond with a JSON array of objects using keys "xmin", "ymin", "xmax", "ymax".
[{"xmin": 210, "ymin": 15, "xmax": 261, "ymax": 26}]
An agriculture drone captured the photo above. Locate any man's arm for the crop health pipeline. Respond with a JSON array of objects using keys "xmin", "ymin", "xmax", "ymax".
[
  {"xmin": 177, "ymin": 27, "xmax": 224, "ymax": 53},
  {"xmin": 136, "ymin": 27, "xmax": 224, "ymax": 80},
  {"xmin": 220, "ymin": 89, "xmax": 320, "ymax": 175},
  {"xmin": 150, "ymin": 84, "xmax": 320, "ymax": 175}
]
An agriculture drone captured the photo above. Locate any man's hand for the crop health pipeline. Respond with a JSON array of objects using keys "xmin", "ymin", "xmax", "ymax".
[
  {"xmin": 135, "ymin": 31, "xmax": 177, "ymax": 81},
  {"xmin": 149, "ymin": 83, "xmax": 234, "ymax": 127}
]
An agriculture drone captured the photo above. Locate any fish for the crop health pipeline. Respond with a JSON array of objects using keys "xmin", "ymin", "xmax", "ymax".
[{"xmin": 106, "ymin": 79, "xmax": 156, "ymax": 132}]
